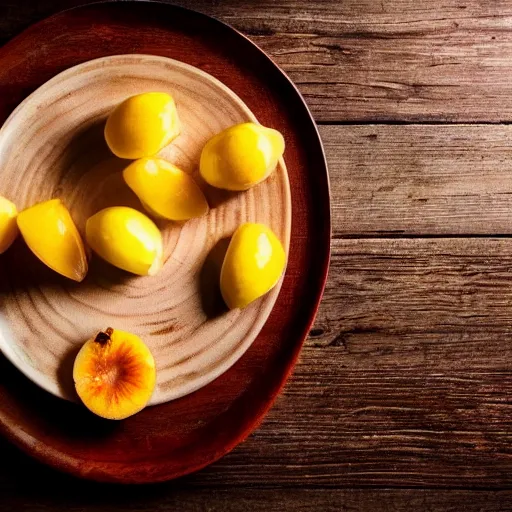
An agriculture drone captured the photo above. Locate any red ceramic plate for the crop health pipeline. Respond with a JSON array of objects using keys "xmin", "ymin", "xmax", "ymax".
[{"xmin": 0, "ymin": 1, "xmax": 330, "ymax": 483}]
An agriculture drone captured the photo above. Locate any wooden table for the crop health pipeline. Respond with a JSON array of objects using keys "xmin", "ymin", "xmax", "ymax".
[{"xmin": 0, "ymin": 1, "xmax": 511, "ymax": 510}]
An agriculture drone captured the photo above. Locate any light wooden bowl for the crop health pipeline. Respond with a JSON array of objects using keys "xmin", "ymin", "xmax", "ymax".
[{"xmin": 0, "ymin": 54, "xmax": 291, "ymax": 406}]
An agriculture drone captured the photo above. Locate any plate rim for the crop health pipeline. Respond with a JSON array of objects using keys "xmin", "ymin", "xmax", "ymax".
[{"xmin": 0, "ymin": 0, "xmax": 331, "ymax": 483}]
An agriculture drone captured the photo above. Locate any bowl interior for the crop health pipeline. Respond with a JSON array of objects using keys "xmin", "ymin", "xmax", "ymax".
[{"xmin": 0, "ymin": 55, "xmax": 290, "ymax": 405}]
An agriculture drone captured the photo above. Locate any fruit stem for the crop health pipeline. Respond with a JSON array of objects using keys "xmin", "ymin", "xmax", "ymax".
[{"xmin": 95, "ymin": 327, "xmax": 114, "ymax": 345}]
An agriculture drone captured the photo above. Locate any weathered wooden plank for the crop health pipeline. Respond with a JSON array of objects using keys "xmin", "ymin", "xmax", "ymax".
[
  {"xmin": 1, "ymin": 0, "xmax": 512, "ymax": 122},
  {"xmin": 0, "ymin": 482, "xmax": 511, "ymax": 512},
  {"xmin": 0, "ymin": 454, "xmax": 511, "ymax": 512},
  {"xmin": 321, "ymin": 124, "xmax": 512, "ymax": 236},
  {"xmin": 316, "ymin": 238, "xmax": 512, "ymax": 349}
]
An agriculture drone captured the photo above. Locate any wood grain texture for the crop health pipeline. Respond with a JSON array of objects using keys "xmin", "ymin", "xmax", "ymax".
[
  {"xmin": 172, "ymin": 0, "xmax": 512, "ymax": 122},
  {"xmin": 0, "ymin": 441, "xmax": 511, "ymax": 512},
  {"xmin": 0, "ymin": 54, "xmax": 291, "ymax": 405},
  {"xmin": 0, "ymin": 455, "xmax": 510, "ymax": 512},
  {"xmin": 2, "ymin": 0, "xmax": 512, "ymax": 122},
  {"xmin": 322, "ymin": 124, "xmax": 512, "ymax": 236}
]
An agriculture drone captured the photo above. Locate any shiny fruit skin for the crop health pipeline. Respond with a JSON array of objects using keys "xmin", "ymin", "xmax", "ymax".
[
  {"xmin": 86, "ymin": 207, "xmax": 163, "ymax": 276},
  {"xmin": 73, "ymin": 328, "xmax": 156, "ymax": 420},
  {"xmin": 220, "ymin": 223, "xmax": 286, "ymax": 309},
  {"xmin": 123, "ymin": 157, "xmax": 209, "ymax": 221},
  {"xmin": 17, "ymin": 199, "xmax": 88, "ymax": 282},
  {"xmin": 0, "ymin": 196, "xmax": 18, "ymax": 254},
  {"xmin": 104, "ymin": 92, "xmax": 180, "ymax": 159},
  {"xmin": 200, "ymin": 122, "xmax": 285, "ymax": 191}
]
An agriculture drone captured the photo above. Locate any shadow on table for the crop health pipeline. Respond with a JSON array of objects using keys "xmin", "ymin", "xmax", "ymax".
[{"xmin": 0, "ymin": 434, "xmax": 206, "ymax": 507}]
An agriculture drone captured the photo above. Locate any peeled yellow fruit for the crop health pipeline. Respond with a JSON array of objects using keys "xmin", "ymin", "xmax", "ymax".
[
  {"xmin": 220, "ymin": 223, "xmax": 286, "ymax": 309},
  {"xmin": 86, "ymin": 207, "xmax": 163, "ymax": 276},
  {"xmin": 0, "ymin": 196, "xmax": 18, "ymax": 254},
  {"xmin": 123, "ymin": 158, "xmax": 209, "ymax": 221},
  {"xmin": 73, "ymin": 327, "xmax": 156, "ymax": 420},
  {"xmin": 200, "ymin": 122, "xmax": 285, "ymax": 191},
  {"xmin": 17, "ymin": 199, "xmax": 88, "ymax": 282},
  {"xmin": 104, "ymin": 92, "xmax": 180, "ymax": 159}
]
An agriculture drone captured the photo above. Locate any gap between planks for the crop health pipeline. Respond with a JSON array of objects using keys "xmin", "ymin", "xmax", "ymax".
[{"xmin": 318, "ymin": 120, "xmax": 512, "ymax": 126}]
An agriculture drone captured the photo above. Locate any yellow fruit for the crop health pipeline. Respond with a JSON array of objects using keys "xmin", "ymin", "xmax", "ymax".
[
  {"xmin": 220, "ymin": 223, "xmax": 286, "ymax": 309},
  {"xmin": 86, "ymin": 207, "xmax": 163, "ymax": 276},
  {"xmin": 0, "ymin": 196, "xmax": 18, "ymax": 254},
  {"xmin": 73, "ymin": 327, "xmax": 156, "ymax": 420},
  {"xmin": 123, "ymin": 157, "xmax": 209, "ymax": 221},
  {"xmin": 17, "ymin": 199, "xmax": 88, "ymax": 282},
  {"xmin": 200, "ymin": 122, "xmax": 285, "ymax": 191},
  {"xmin": 104, "ymin": 92, "xmax": 180, "ymax": 159}
]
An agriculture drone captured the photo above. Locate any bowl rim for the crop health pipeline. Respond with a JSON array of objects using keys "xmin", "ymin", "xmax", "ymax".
[{"xmin": 0, "ymin": 52, "xmax": 292, "ymax": 407}]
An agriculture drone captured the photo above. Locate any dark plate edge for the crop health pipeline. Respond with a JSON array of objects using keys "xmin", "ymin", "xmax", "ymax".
[{"xmin": 0, "ymin": 0, "xmax": 332, "ymax": 483}]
